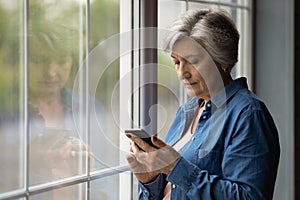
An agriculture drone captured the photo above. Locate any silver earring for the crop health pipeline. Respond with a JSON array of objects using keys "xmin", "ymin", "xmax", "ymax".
[{"xmin": 223, "ymin": 67, "xmax": 231, "ymax": 74}]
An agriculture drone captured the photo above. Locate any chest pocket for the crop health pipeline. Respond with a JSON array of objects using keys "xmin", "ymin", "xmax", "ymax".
[{"xmin": 194, "ymin": 148, "xmax": 224, "ymax": 176}]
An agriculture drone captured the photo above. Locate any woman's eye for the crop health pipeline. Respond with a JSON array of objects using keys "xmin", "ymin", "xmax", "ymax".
[
  {"xmin": 189, "ymin": 59, "xmax": 199, "ymax": 65},
  {"xmin": 173, "ymin": 61, "xmax": 179, "ymax": 65}
]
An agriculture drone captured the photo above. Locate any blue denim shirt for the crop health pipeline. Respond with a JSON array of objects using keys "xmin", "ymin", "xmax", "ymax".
[{"xmin": 138, "ymin": 77, "xmax": 280, "ymax": 200}]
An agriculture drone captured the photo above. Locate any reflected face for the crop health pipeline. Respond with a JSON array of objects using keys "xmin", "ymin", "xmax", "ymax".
[
  {"xmin": 29, "ymin": 54, "xmax": 73, "ymax": 96},
  {"xmin": 171, "ymin": 38, "xmax": 221, "ymax": 99}
]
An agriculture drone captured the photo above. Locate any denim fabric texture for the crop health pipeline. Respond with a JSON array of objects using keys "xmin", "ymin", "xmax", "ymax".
[{"xmin": 138, "ymin": 77, "xmax": 280, "ymax": 200}]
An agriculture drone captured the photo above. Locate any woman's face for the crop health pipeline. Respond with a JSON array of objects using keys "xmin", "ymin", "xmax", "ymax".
[
  {"xmin": 171, "ymin": 38, "xmax": 223, "ymax": 100},
  {"xmin": 29, "ymin": 53, "xmax": 73, "ymax": 97}
]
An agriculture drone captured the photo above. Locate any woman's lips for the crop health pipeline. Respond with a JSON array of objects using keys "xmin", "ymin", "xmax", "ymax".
[
  {"xmin": 183, "ymin": 81, "xmax": 197, "ymax": 87},
  {"xmin": 39, "ymin": 80, "xmax": 60, "ymax": 85}
]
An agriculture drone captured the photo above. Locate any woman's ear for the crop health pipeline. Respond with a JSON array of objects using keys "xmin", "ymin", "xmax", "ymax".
[
  {"xmin": 216, "ymin": 62, "xmax": 230, "ymax": 74},
  {"xmin": 214, "ymin": 61, "xmax": 224, "ymax": 72}
]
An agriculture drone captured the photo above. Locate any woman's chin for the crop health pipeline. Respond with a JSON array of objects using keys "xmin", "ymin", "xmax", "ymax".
[{"xmin": 186, "ymin": 90, "xmax": 197, "ymax": 97}]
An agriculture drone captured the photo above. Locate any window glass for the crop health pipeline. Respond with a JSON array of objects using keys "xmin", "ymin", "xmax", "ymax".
[
  {"xmin": 89, "ymin": 0, "xmax": 120, "ymax": 170},
  {"xmin": 29, "ymin": 183, "xmax": 86, "ymax": 200},
  {"xmin": 28, "ymin": 0, "xmax": 86, "ymax": 186},
  {"xmin": 186, "ymin": 0, "xmax": 247, "ymax": 6},
  {"xmin": 158, "ymin": 0, "xmax": 186, "ymax": 139},
  {"xmin": 0, "ymin": 0, "xmax": 24, "ymax": 193},
  {"xmin": 232, "ymin": 8, "xmax": 253, "ymax": 86},
  {"xmin": 188, "ymin": 2, "xmax": 218, "ymax": 10},
  {"xmin": 90, "ymin": 173, "xmax": 121, "ymax": 200},
  {"xmin": 0, "ymin": 0, "xmax": 121, "ymax": 198},
  {"xmin": 85, "ymin": 0, "xmax": 121, "ymax": 198}
]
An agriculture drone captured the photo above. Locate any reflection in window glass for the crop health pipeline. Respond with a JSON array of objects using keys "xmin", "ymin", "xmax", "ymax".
[
  {"xmin": 0, "ymin": 0, "xmax": 121, "ymax": 198},
  {"xmin": 89, "ymin": 0, "xmax": 120, "ymax": 197},
  {"xmin": 89, "ymin": 0, "xmax": 120, "ymax": 169},
  {"xmin": 28, "ymin": 0, "xmax": 87, "ymax": 186},
  {"xmin": 0, "ymin": 0, "xmax": 24, "ymax": 193}
]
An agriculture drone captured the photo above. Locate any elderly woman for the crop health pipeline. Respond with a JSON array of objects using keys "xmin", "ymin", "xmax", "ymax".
[{"xmin": 126, "ymin": 9, "xmax": 280, "ymax": 200}]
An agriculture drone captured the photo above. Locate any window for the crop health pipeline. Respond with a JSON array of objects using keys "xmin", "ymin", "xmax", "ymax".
[
  {"xmin": 0, "ymin": 0, "xmax": 122, "ymax": 199},
  {"xmin": 0, "ymin": 0, "xmax": 252, "ymax": 199}
]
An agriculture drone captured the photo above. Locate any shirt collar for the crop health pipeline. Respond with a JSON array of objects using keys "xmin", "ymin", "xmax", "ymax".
[
  {"xmin": 210, "ymin": 77, "xmax": 248, "ymax": 108},
  {"xmin": 182, "ymin": 77, "xmax": 248, "ymax": 111},
  {"xmin": 182, "ymin": 97, "xmax": 199, "ymax": 112}
]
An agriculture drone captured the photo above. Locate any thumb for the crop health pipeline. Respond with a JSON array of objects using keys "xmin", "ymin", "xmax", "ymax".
[
  {"xmin": 126, "ymin": 154, "xmax": 139, "ymax": 169},
  {"xmin": 151, "ymin": 136, "xmax": 166, "ymax": 149}
]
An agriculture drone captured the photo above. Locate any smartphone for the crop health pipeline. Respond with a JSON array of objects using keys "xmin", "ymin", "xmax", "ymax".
[{"xmin": 124, "ymin": 128, "xmax": 156, "ymax": 148}]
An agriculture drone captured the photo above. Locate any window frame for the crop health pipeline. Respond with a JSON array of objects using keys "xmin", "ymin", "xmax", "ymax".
[{"xmin": 0, "ymin": 0, "xmax": 128, "ymax": 199}]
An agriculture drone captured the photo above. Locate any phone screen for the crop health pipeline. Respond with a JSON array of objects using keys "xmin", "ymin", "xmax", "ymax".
[{"xmin": 124, "ymin": 129, "xmax": 156, "ymax": 148}]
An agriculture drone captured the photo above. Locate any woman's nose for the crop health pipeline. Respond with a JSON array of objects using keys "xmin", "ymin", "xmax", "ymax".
[
  {"xmin": 45, "ymin": 62, "xmax": 59, "ymax": 77},
  {"xmin": 177, "ymin": 62, "xmax": 191, "ymax": 80}
]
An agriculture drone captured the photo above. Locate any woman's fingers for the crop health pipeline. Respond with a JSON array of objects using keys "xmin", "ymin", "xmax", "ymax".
[
  {"xmin": 126, "ymin": 154, "xmax": 139, "ymax": 169},
  {"xmin": 126, "ymin": 133, "xmax": 156, "ymax": 152},
  {"xmin": 151, "ymin": 136, "xmax": 166, "ymax": 148},
  {"xmin": 131, "ymin": 142, "xmax": 140, "ymax": 153},
  {"xmin": 127, "ymin": 134, "xmax": 181, "ymax": 175},
  {"xmin": 70, "ymin": 138, "xmax": 88, "ymax": 151}
]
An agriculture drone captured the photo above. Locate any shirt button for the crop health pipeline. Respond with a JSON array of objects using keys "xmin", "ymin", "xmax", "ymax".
[
  {"xmin": 192, "ymin": 136, "xmax": 195, "ymax": 141},
  {"xmin": 203, "ymin": 115, "xmax": 207, "ymax": 119},
  {"xmin": 172, "ymin": 184, "xmax": 176, "ymax": 189},
  {"xmin": 207, "ymin": 103, "xmax": 211, "ymax": 107}
]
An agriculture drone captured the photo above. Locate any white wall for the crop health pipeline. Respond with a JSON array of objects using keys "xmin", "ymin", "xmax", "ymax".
[{"xmin": 255, "ymin": 0, "xmax": 294, "ymax": 199}]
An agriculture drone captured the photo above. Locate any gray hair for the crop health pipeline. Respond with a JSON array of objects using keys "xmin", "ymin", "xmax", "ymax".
[{"xmin": 164, "ymin": 8, "xmax": 240, "ymax": 70}]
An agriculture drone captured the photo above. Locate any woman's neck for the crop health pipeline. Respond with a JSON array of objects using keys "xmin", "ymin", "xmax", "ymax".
[
  {"xmin": 34, "ymin": 93, "xmax": 65, "ymax": 128},
  {"xmin": 204, "ymin": 73, "xmax": 233, "ymax": 99}
]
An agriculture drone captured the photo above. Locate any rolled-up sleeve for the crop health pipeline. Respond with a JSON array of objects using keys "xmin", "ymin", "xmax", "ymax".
[{"xmin": 138, "ymin": 173, "xmax": 167, "ymax": 200}]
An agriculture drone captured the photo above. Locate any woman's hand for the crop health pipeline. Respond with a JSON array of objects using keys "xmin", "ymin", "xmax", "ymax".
[
  {"xmin": 126, "ymin": 134, "xmax": 180, "ymax": 184},
  {"xmin": 30, "ymin": 133, "xmax": 95, "ymax": 178},
  {"xmin": 50, "ymin": 137, "xmax": 95, "ymax": 176}
]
